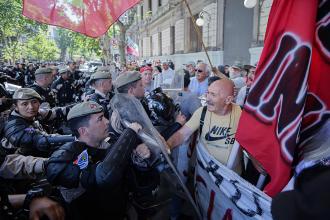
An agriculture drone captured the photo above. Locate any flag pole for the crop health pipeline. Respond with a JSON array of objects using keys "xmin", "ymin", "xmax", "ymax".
[
  {"xmin": 183, "ymin": 0, "xmax": 212, "ymax": 67},
  {"xmin": 182, "ymin": 0, "xmax": 226, "ymax": 78}
]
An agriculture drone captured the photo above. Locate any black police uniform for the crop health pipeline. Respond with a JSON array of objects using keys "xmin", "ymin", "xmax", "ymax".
[
  {"xmin": 24, "ymin": 68, "xmax": 35, "ymax": 86},
  {"xmin": 28, "ymin": 83, "xmax": 57, "ymax": 107},
  {"xmin": 2, "ymin": 111, "xmax": 74, "ymax": 157},
  {"xmin": 69, "ymin": 69, "xmax": 81, "ymax": 81},
  {"xmin": 13, "ymin": 67, "xmax": 25, "ymax": 86},
  {"xmin": 46, "ymin": 128, "xmax": 139, "ymax": 220},
  {"xmin": 51, "ymin": 76, "xmax": 75, "ymax": 106},
  {"xmin": 88, "ymin": 91, "xmax": 113, "ymax": 119},
  {"xmin": 68, "ymin": 69, "xmax": 86, "ymax": 100}
]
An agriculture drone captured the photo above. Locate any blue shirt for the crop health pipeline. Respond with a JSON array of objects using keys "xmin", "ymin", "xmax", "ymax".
[{"xmin": 188, "ymin": 77, "xmax": 208, "ymax": 96}]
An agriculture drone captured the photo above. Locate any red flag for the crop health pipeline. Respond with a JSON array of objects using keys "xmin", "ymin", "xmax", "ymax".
[
  {"xmin": 22, "ymin": 0, "xmax": 140, "ymax": 38},
  {"xmin": 126, "ymin": 36, "xmax": 139, "ymax": 56},
  {"xmin": 236, "ymin": 0, "xmax": 330, "ymax": 197},
  {"xmin": 126, "ymin": 45, "xmax": 139, "ymax": 57}
]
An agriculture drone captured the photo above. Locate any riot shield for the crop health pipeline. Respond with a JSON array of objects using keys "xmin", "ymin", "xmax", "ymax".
[
  {"xmin": 152, "ymin": 69, "xmax": 184, "ymax": 100},
  {"xmin": 110, "ymin": 93, "xmax": 201, "ymax": 219},
  {"xmin": 4, "ymin": 82, "xmax": 21, "ymax": 94}
]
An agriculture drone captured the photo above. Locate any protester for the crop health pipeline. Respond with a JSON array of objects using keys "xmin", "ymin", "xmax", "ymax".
[
  {"xmin": 188, "ymin": 62, "xmax": 209, "ymax": 97},
  {"xmin": 168, "ymin": 79, "xmax": 242, "ymax": 173}
]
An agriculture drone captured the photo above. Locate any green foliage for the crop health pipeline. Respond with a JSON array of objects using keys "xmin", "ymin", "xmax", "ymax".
[
  {"xmin": 55, "ymin": 28, "xmax": 101, "ymax": 60},
  {"xmin": 0, "ymin": 0, "xmax": 46, "ymax": 39},
  {"xmin": 24, "ymin": 31, "xmax": 60, "ymax": 61},
  {"xmin": 71, "ymin": 32, "xmax": 102, "ymax": 57},
  {"xmin": 106, "ymin": 24, "xmax": 121, "ymax": 38},
  {"xmin": 0, "ymin": 0, "xmax": 136, "ymax": 63},
  {"xmin": 69, "ymin": 0, "xmax": 85, "ymax": 9},
  {"xmin": 2, "ymin": 41, "xmax": 24, "ymax": 63},
  {"xmin": 0, "ymin": 0, "xmax": 47, "ymax": 63}
]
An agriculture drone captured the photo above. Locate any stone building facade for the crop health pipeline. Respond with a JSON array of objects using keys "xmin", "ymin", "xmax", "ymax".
[{"xmin": 127, "ymin": 0, "xmax": 272, "ymax": 67}]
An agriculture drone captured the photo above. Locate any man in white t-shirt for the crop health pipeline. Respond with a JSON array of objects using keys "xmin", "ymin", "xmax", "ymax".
[
  {"xmin": 157, "ymin": 61, "xmax": 175, "ymax": 87},
  {"xmin": 167, "ymin": 78, "xmax": 242, "ymax": 173}
]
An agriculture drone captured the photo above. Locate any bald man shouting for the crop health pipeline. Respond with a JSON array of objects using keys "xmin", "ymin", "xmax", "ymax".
[{"xmin": 167, "ymin": 79, "xmax": 242, "ymax": 173}]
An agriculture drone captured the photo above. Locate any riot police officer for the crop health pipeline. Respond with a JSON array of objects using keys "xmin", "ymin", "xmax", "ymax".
[
  {"xmin": 115, "ymin": 71, "xmax": 145, "ymax": 99},
  {"xmin": 88, "ymin": 70, "xmax": 113, "ymax": 119},
  {"xmin": 115, "ymin": 71, "xmax": 185, "ymax": 138},
  {"xmin": 1, "ymin": 84, "xmax": 46, "ymax": 180},
  {"xmin": 1, "ymin": 88, "xmax": 74, "ymax": 157},
  {"xmin": 13, "ymin": 62, "xmax": 25, "ymax": 86},
  {"xmin": 51, "ymin": 67, "xmax": 75, "ymax": 106},
  {"xmin": 67, "ymin": 61, "xmax": 80, "ymax": 80},
  {"xmin": 114, "ymin": 72, "xmax": 186, "ymax": 219},
  {"xmin": 46, "ymin": 101, "xmax": 143, "ymax": 220},
  {"xmin": 24, "ymin": 63, "xmax": 35, "ymax": 86},
  {"xmin": 0, "ymin": 85, "xmax": 65, "ymax": 220},
  {"xmin": 28, "ymin": 67, "xmax": 57, "ymax": 107},
  {"xmin": 67, "ymin": 61, "xmax": 88, "ymax": 101}
]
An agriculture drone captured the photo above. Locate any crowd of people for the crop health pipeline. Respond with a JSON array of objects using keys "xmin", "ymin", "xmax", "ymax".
[{"xmin": 2, "ymin": 57, "xmax": 324, "ymax": 220}]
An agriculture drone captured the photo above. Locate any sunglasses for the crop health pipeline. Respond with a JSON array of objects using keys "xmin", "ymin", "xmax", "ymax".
[{"xmin": 197, "ymin": 69, "xmax": 204, "ymax": 73}]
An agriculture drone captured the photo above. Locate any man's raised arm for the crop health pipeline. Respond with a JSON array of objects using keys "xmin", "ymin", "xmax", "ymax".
[{"xmin": 167, "ymin": 125, "xmax": 194, "ymax": 150}]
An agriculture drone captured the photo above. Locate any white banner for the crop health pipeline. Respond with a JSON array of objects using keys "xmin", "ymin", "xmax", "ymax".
[{"xmin": 195, "ymin": 143, "xmax": 273, "ymax": 220}]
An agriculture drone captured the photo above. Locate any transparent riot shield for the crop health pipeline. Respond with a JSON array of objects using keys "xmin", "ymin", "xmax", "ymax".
[
  {"xmin": 110, "ymin": 93, "xmax": 201, "ymax": 219},
  {"xmin": 152, "ymin": 69, "xmax": 184, "ymax": 100},
  {"xmin": 4, "ymin": 82, "xmax": 21, "ymax": 94},
  {"xmin": 109, "ymin": 63, "xmax": 119, "ymax": 80}
]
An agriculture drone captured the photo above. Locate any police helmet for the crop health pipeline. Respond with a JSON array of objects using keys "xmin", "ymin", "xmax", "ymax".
[{"xmin": 143, "ymin": 87, "xmax": 176, "ymax": 126}]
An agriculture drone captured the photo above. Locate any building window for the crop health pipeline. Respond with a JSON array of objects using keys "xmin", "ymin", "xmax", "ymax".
[
  {"xmin": 158, "ymin": 0, "xmax": 162, "ymax": 7},
  {"xmin": 189, "ymin": 14, "xmax": 202, "ymax": 52},
  {"xmin": 170, "ymin": 26, "xmax": 175, "ymax": 54},
  {"xmin": 148, "ymin": 0, "xmax": 152, "ymax": 11},
  {"xmin": 159, "ymin": 32, "xmax": 162, "ymax": 56},
  {"xmin": 150, "ymin": 37, "xmax": 153, "ymax": 57}
]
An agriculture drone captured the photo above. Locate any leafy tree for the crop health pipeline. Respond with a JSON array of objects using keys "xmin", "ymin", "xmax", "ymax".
[
  {"xmin": 0, "ymin": 0, "xmax": 46, "ymax": 63},
  {"xmin": 116, "ymin": 8, "xmax": 137, "ymax": 65},
  {"xmin": 69, "ymin": 31, "xmax": 101, "ymax": 59},
  {"xmin": 0, "ymin": 0, "xmax": 136, "ymax": 65},
  {"xmin": 55, "ymin": 29, "xmax": 75, "ymax": 61},
  {"xmin": 2, "ymin": 41, "xmax": 24, "ymax": 63},
  {"xmin": 24, "ymin": 32, "xmax": 59, "ymax": 61},
  {"xmin": 55, "ymin": 28, "xmax": 101, "ymax": 61}
]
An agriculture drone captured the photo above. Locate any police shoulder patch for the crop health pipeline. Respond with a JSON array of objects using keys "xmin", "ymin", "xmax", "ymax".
[{"xmin": 73, "ymin": 149, "xmax": 89, "ymax": 169}]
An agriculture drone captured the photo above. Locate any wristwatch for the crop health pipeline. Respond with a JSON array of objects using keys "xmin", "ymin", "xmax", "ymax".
[{"xmin": 23, "ymin": 188, "xmax": 45, "ymax": 210}]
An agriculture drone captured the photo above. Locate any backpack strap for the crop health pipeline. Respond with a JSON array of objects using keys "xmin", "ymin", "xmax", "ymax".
[{"xmin": 199, "ymin": 106, "xmax": 207, "ymax": 136}]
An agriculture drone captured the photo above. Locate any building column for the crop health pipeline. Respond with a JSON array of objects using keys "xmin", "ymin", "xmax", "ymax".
[
  {"xmin": 216, "ymin": 0, "xmax": 224, "ymax": 50},
  {"xmin": 183, "ymin": 17, "xmax": 191, "ymax": 53},
  {"xmin": 170, "ymin": 26, "xmax": 175, "ymax": 54}
]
